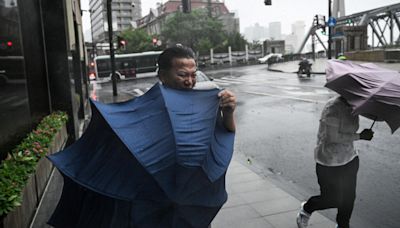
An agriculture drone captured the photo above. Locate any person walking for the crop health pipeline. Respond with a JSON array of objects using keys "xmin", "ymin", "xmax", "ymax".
[{"xmin": 296, "ymin": 96, "xmax": 374, "ymax": 228}]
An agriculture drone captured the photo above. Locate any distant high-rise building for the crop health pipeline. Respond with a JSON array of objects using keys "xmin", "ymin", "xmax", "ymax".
[
  {"xmin": 90, "ymin": 0, "xmax": 142, "ymax": 43},
  {"xmin": 291, "ymin": 20, "xmax": 305, "ymax": 51},
  {"xmin": 284, "ymin": 33, "xmax": 297, "ymax": 54},
  {"xmin": 269, "ymin": 22, "xmax": 281, "ymax": 40},
  {"xmin": 244, "ymin": 23, "xmax": 268, "ymax": 42},
  {"xmin": 332, "ymin": 0, "xmax": 345, "ymax": 18}
]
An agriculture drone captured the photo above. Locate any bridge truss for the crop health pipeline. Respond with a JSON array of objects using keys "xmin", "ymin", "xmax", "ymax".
[{"xmin": 297, "ymin": 3, "xmax": 400, "ymax": 54}]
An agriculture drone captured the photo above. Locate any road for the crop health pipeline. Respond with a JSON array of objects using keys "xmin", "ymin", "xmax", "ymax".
[{"xmin": 90, "ymin": 64, "xmax": 400, "ymax": 228}]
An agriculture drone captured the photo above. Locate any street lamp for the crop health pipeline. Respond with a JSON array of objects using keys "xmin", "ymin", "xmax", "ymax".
[{"xmin": 107, "ymin": 0, "xmax": 118, "ymax": 96}]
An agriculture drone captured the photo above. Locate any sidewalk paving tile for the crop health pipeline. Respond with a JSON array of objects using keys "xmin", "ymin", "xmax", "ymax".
[
  {"xmin": 214, "ymin": 159, "xmax": 337, "ymax": 228},
  {"xmin": 264, "ymin": 210, "xmax": 334, "ymax": 228},
  {"xmin": 250, "ymin": 195, "xmax": 300, "ymax": 216}
]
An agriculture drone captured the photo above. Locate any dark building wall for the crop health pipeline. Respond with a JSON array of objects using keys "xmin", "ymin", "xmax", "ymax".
[
  {"xmin": 0, "ymin": 0, "xmax": 89, "ymax": 158},
  {"xmin": 40, "ymin": 0, "xmax": 81, "ymax": 142},
  {"xmin": 0, "ymin": 3, "xmax": 32, "ymax": 159},
  {"xmin": 18, "ymin": 0, "xmax": 51, "ymax": 122}
]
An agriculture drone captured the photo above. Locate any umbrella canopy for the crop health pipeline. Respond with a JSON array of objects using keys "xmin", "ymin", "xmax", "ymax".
[
  {"xmin": 48, "ymin": 83, "xmax": 235, "ymax": 227},
  {"xmin": 325, "ymin": 59, "xmax": 400, "ymax": 133}
]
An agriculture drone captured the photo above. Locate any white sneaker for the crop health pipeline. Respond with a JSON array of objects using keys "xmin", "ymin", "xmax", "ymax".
[{"xmin": 296, "ymin": 201, "xmax": 311, "ymax": 228}]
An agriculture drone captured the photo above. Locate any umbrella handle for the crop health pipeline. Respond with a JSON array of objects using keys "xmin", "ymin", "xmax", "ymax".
[{"xmin": 369, "ymin": 116, "xmax": 377, "ymax": 130}]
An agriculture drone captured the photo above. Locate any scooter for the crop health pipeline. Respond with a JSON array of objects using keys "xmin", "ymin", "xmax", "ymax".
[{"xmin": 297, "ymin": 63, "xmax": 312, "ymax": 77}]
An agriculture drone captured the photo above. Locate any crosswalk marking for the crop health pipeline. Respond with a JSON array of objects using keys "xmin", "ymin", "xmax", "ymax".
[
  {"xmin": 134, "ymin": 89, "xmax": 144, "ymax": 96},
  {"xmin": 243, "ymin": 91, "xmax": 324, "ymax": 103},
  {"xmin": 213, "ymin": 78, "xmax": 241, "ymax": 84},
  {"xmin": 214, "ymin": 77, "xmax": 324, "ymax": 89},
  {"xmin": 103, "ymin": 77, "xmax": 332, "ymax": 100}
]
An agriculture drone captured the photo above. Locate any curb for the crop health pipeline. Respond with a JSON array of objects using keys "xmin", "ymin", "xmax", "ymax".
[{"xmin": 267, "ymin": 68, "xmax": 325, "ymax": 75}]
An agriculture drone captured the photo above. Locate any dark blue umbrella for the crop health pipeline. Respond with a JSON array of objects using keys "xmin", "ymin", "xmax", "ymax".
[{"xmin": 47, "ymin": 83, "xmax": 235, "ymax": 228}]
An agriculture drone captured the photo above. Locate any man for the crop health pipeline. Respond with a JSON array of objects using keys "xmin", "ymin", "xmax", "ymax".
[
  {"xmin": 298, "ymin": 57, "xmax": 312, "ymax": 76},
  {"xmin": 296, "ymin": 96, "xmax": 374, "ymax": 228},
  {"xmin": 157, "ymin": 45, "xmax": 236, "ymax": 132},
  {"xmin": 48, "ymin": 45, "xmax": 236, "ymax": 228}
]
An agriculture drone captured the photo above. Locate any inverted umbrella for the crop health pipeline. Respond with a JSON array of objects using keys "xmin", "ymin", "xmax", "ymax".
[
  {"xmin": 325, "ymin": 59, "xmax": 400, "ymax": 133},
  {"xmin": 48, "ymin": 83, "xmax": 235, "ymax": 228}
]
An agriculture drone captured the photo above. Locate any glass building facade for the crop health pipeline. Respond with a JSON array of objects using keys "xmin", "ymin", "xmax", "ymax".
[{"xmin": 0, "ymin": 0, "xmax": 90, "ymax": 159}]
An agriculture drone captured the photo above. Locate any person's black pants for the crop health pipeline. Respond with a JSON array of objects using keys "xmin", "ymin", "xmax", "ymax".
[{"xmin": 304, "ymin": 156, "xmax": 359, "ymax": 228}]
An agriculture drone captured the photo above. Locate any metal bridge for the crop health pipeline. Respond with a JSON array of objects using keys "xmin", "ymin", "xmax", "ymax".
[
  {"xmin": 338, "ymin": 3, "xmax": 400, "ymax": 47},
  {"xmin": 297, "ymin": 2, "xmax": 400, "ymax": 54}
]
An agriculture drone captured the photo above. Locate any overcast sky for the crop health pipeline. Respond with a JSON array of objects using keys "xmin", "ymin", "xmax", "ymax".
[{"xmin": 81, "ymin": 0, "xmax": 399, "ymax": 41}]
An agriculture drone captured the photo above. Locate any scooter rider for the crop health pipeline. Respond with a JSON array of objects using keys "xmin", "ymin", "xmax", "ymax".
[{"xmin": 298, "ymin": 58, "xmax": 312, "ymax": 77}]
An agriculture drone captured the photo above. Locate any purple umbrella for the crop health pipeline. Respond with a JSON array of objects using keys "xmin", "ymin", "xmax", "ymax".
[{"xmin": 325, "ymin": 59, "xmax": 400, "ymax": 133}]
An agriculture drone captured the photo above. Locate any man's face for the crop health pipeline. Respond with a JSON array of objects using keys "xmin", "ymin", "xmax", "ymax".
[{"xmin": 160, "ymin": 58, "xmax": 197, "ymax": 90}]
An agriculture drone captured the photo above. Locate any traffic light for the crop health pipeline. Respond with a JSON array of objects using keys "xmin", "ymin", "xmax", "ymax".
[
  {"xmin": 0, "ymin": 40, "xmax": 13, "ymax": 49},
  {"xmin": 346, "ymin": 19, "xmax": 353, "ymax": 24},
  {"xmin": 321, "ymin": 15, "xmax": 327, "ymax": 35},
  {"xmin": 321, "ymin": 26, "xmax": 326, "ymax": 35},
  {"xmin": 152, "ymin": 38, "xmax": 158, "ymax": 47},
  {"xmin": 117, "ymin": 36, "xmax": 126, "ymax": 49},
  {"xmin": 264, "ymin": 0, "xmax": 272, "ymax": 5}
]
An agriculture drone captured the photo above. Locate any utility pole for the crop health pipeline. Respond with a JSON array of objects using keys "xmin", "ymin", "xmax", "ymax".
[
  {"xmin": 90, "ymin": 11, "xmax": 96, "ymax": 60},
  {"xmin": 328, "ymin": 0, "xmax": 332, "ymax": 59},
  {"xmin": 207, "ymin": 0, "xmax": 212, "ymax": 17},
  {"xmin": 107, "ymin": 0, "xmax": 118, "ymax": 96},
  {"xmin": 182, "ymin": 0, "xmax": 191, "ymax": 13}
]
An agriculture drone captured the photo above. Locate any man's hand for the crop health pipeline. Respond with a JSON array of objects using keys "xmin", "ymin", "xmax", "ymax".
[
  {"xmin": 218, "ymin": 90, "xmax": 236, "ymax": 132},
  {"xmin": 360, "ymin": 129, "xmax": 374, "ymax": 141},
  {"xmin": 218, "ymin": 90, "xmax": 236, "ymax": 114}
]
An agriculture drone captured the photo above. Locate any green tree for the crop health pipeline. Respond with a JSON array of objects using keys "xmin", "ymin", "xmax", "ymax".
[
  {"xmin": 116, "ymin": 29, "xmax": 162, "ymax": 54},
  {"xmin": 223, "ymin": 31, "xmax": 248, "ymax": 51},
  {"xmin": 161, "ymin": 10, "xmax": 226, "ymax": 54},
  {"xmin": 248, "ymin": 40, "xmax": 262, "ymax": 50}
]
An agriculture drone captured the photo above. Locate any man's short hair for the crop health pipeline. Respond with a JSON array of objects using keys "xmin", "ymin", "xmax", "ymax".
[{"xmin": 157, "ymin": 45, "xmax": 195, "ymax": 72}]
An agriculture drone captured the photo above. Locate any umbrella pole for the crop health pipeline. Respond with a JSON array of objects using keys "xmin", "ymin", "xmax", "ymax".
[{"xmin": 369, "ymin": 116, "xmax": 377, "ymax": 130}]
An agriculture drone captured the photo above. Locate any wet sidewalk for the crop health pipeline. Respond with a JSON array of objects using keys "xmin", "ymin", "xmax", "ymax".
[
  {"xmin": 31, "ymin": 157, "xmax": 336, "ymax": 228},
  {"xmin": 212, "ymin": 159, "xmax": 335, "ymax": 228}
]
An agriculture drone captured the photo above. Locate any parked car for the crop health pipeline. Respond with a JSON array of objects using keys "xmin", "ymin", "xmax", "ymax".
[
  {"xmin": 194, "ymin": 71, "xmax": 219, "ymax": 90},
  {"xmin": 258, "ymin": 53, "xmax": 282, "ymax": 64}
]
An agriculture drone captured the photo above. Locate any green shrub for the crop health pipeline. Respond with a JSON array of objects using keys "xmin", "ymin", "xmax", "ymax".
[{"xmin": 0, "ymin": 111, "xmax": 68, "ymax": 216}]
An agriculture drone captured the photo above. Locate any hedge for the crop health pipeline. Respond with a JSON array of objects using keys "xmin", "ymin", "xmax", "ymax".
[{"xmin": 0, "ymin": 112, "xmax": 68, "ymax": 216}]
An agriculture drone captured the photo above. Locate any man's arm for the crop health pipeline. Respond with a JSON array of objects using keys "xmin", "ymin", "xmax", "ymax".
[
  {"xmin": 218, "ymin": 90, "xmax": 236, "ymax": 132},
  {"xmin": 326, "ymin": 123, "xmax": 374, "ymax": 143},
  {"xmin": 325, "ymin": 124, "xmax": 360, "ymax": 143}
]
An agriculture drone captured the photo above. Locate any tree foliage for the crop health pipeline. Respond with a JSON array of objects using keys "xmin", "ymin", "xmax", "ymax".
[
  {"xmin": 222, "ymin": 31, "xmax": 247, "ymax": 51},
  {"xmin": 161, "ymin": 10, "xmax": 246, "ymax": 54},
  {"xmin": 115, "ymin": 10, "xmax": 248, "ymax": 55}
]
